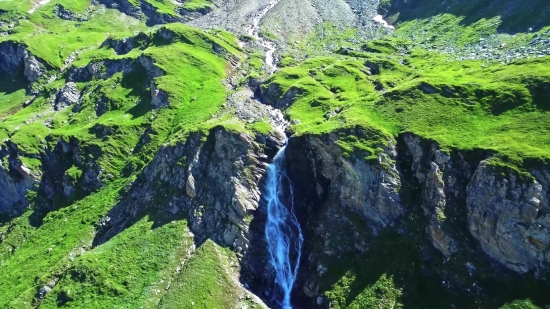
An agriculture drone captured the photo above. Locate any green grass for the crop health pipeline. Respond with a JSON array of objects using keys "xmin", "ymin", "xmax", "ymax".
[
  {"xmin": 502, "ymin": 300, "xmax": 542, "ymax": 309},
  {"xmin": 325, "ymin": 273, "xmax": 403, "ymax": 309},
  {"xmin": 181, "ymin": 0, "xmax": 213, "ymax": 11},
  {"xmin": 40, "ymin": 215, "xmax": 191, "ymax": 308},
  {"xmin": 385, "ymin": 0, "xmax": 549, "ymax": 34},
  {"xmin": 247, "ymin": 121, "xmax": 272, "ymax": 135},
  {"xmin": 159, "ymin": 240, "xmax": 243, "ymax": 309},
  {"xmin": 0, "ymin": 0, "xmax": 91, "ymax": 17},
  {"xmin": 0, "ymin": 73, "xmax": 29, "ymax": 118},
  {"xmin": 0, "ymin": 181, "xmax": 124, "ymax": 308},
  {"xmin": 381, "ymin": 0, "xmax": 550, "ymax": 63},
  {"xmin": 263, "ymin": 50, "xmax": 550, "ymax": 167},
  {"xmin": 0, "ymin": 19, "xmax": 243, "ymax": 307},
  {"xmin": 1, "ymin": 8, "xmax": 146, "ymax": 68}
]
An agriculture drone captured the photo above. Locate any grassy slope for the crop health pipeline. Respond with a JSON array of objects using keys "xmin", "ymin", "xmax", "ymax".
[
  {"xmin": 0, "ymin": 0, "xmax": 213, "ymax": 23},
  {"xmin": 159, "ymin": 240, "xmax": 244, "ymax": 309},
  {"xmin": 0, "ymin": 182, "xmax": 124, "ymax": 308},
  {"xmin": 39, "ymin": 215, "xmax": 192, "ymax": 308},
  {"xmin": 382, "ymin": 0, "xmax": 550, "ymax": 34},
  {"xmin": 265, "ymin": 45, "xmax": 550, "ymax": 168},
  {"xmin": 380, "ymin": 0, "xmax": 550, "ymax": 65},
  {"xmin": 1, "ymin": 6, "xmax": 147, "ymax": 68},
  {"xmin": 0, "ymin": 4, "xmax": 244, "ymax": 306}
]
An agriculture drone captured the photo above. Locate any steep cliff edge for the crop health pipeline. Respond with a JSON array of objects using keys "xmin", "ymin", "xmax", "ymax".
[
  {"xmin": 279, "ymin": 131, "xmax": 550, "ymax": 308},
  {"xmin": 254, "ymin": 40, "xmax": 550, "ymax": 306}
]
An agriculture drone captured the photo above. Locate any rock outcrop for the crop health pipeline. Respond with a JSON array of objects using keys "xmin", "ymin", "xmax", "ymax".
[
  {"xmin": 399, "ymin": 132, "xmax": 550, "ymax": 278},
  {"xmin": 67, "ymin": 55, "xmax": 166, "ymax": 107},
  {"xmin": 0, "ymin": 143, "xmax": 40, "ymax": 217},
  {"xmin": 56, "ymin": 4, "xmax": 88, "ymax": 21},
  {"xmin": 467, "ymin": 162, "xmax": 550, "ymax": 276},
  {"xmin": 93, "ymin": 126, "xmax": 284, "ymax": 263},
  {"xmin": 402, "ymin": 133, "xmax": 465, "ymax": 257},
  {"xmin": 0, "ymin": 41, "xmax": 47, "ymax": 83},
  {"xmin": 67, "ymin": 58, "xmax": 136, "ymax": 82},
  {"xmin": 38, "ymin": 137, "xmax": 104, "ymax": 213},
  {"xmin": 284, "ymin": 130, "xmax": 405, "ymax": 301},
  {"xmin": 54, "ymin": 82, "xmax": 81, "ymax": 110},
  {"xmin": 96, "ymin": 0, "xmax": 212, "ymax": 25}
]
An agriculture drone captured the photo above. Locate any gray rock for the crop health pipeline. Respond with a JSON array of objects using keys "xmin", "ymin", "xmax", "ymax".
[
  {"xmin": 150, "ymin": 83, "xmax": 168, "ymax": 108},
  {"xmin": 467, "ymin": 161, "xmax": 550, "ymax": 276},
  {"xmin": 0, "ymin": 144, "xmax": 39, "ymax": 217},
  {"xmin": 94, "ymin": 127, "xmax": 270, "ymax": 257},
  {"xmin": 0, "ymin": 41, "xmax": 46, "ymax": 82},
  {"xmin": 316, "ymin": 296, "xmax": 324, "ymax": 305},
  {"xmin": 285, "ymin": 130, "xmax": 405, "ymax": 297},
  {"xmin": 23, "ymin": 54, "xmax": 44, "ymax": 83},
  {"xmin": 403, "ymin": 133, "xmax": 470, "ymax": 257},
  {"xmin": 55, "ymin": 82, "xmax": 80, "ymax": 110}
]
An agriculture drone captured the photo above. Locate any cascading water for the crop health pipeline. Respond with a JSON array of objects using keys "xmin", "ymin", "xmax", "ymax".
[
  {"xmin": 264, "ymin": 143, "xmax": 304, "ymax": 309},
  {"xmin": 246, "ymin": 0, "xmax": 302, "ymax": 306}
]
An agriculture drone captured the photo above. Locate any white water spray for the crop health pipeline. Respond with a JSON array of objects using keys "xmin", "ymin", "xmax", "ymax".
[{"xmin": 264, "ymin": 144, "xmax": 303, "ymax": 309}]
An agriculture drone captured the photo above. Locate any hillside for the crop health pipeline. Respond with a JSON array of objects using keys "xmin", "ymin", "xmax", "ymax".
[{"xmin": 1, "ymin": 0, "xmax": 550, "ymax": 308}]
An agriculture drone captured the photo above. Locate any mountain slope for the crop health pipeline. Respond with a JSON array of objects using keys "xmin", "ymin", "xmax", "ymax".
[{"xmin": 1, "ymin": 0, "xmax": 550, "ymax": 308}]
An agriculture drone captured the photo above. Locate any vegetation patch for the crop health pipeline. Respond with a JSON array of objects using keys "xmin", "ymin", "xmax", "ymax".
[{"xmin": 263, "ymin": 49, "xmax": 550, "ymax": 167}]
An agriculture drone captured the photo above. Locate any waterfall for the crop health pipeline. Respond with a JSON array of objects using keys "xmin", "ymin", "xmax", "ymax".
[{"xmin": 264, "ymin": 144, "xmax": 303, "ymax": 309}]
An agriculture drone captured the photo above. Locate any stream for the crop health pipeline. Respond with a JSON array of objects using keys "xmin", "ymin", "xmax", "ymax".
[{"xmin": 246, "ymin": 0, "xmax": 281, "ymax": 74}]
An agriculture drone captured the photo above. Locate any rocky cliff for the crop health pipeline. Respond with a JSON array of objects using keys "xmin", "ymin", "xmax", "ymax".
[{"xmin": 277, "ymin": 130, "xmax": 550, "ymax": 308}]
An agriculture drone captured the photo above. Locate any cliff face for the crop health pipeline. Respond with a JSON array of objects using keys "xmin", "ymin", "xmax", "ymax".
[
  {"xmin": 0, "ymin": 142, "xmax": 39, "ymax": 217},
  {"xmin": 93, "ymin": 127, "xmax": 277, "ymax": 250},
  {"xmin": 402, "ymin": 133, "xmax": 550, "ymax": 278},
  {"xmin": 91, "ymin": 126, "xmax": 285, "ymax": 300},
  {"xmin": 467, "ymin": 163, "xmax": 550, "ymax": 276},
  {"xmin": 276, "ymin": 130, "xmax": 550, "ymax": 307},
  {"xmin": 284, "ymin": 131, "xmax": 404, "ymax": 305},
  {"xmin": 0, "ymin": 41, "xmax": 48, "ymax": 83}
]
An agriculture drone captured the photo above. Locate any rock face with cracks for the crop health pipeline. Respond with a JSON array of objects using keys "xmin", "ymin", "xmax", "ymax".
[
  {"xmin": 0, "ymin": 42, "xmax": 47, "ymax": 82},
  {"xmin": 0, "ymin": 143, "xmax": 39, "ymax": 217},
  {"xmin": 467, "ymin": 162, "xmax": 550, "ymax": 276},
  {"xmin": 93, "ymin": 127, "xmax": 284, "ymax": 282},
  {"xmin": 284, "ymin": 131, "xmax": 405, "ymax": 302}
]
